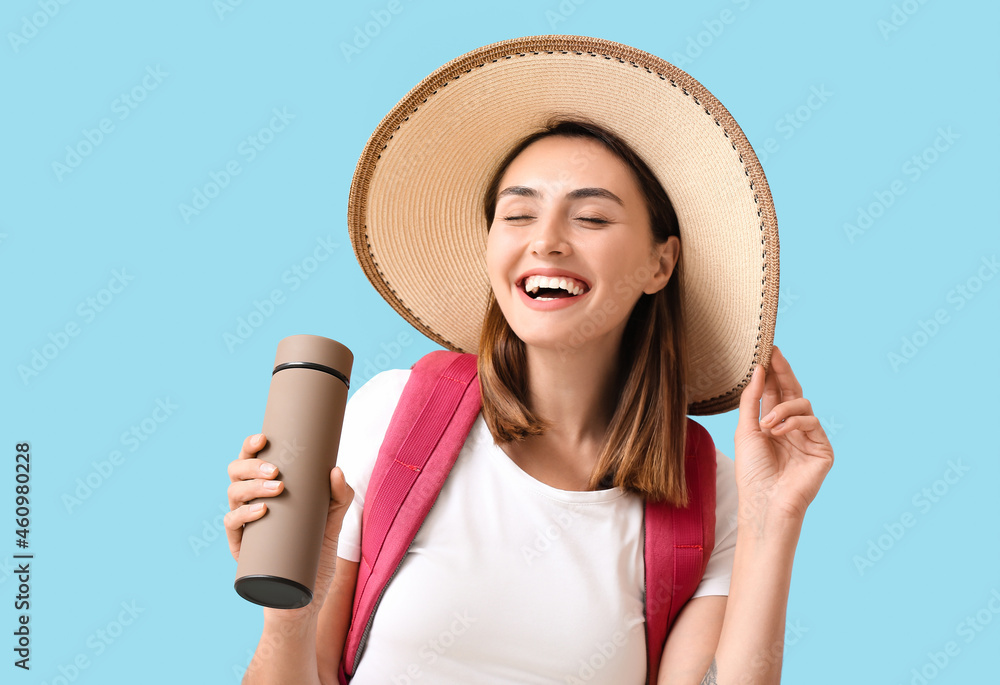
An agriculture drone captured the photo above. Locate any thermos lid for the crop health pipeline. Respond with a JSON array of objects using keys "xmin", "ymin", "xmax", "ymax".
[
  {"xmin": 273, "ymin": 335, "xmax": 354, "ymax": 387},
  {"xmin": 235, "ymin": 575, "xmax": 313, "ymax": 609}
]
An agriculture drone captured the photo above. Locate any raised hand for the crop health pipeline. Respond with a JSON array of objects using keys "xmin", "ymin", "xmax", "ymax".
[{"xmin": 734, "ymin": 345, "xmax": 834, "ymax": 524}]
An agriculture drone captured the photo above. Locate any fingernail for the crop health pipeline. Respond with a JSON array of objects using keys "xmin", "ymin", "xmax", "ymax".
[
  {"xmin": 260, "ymin": 463, "xmax": 276, "ymax": 475},
  {"xmin": 263, "ymin": 480, "xmax": 281, "ymax": 490},
  {"xmin": 254, "ymin": 433, "xmax": 264, "ymax": 444},
  {"xmin": 250, "ymin": 503, "xmax": 264, "ymax": 512},
  {"xmin": 762, "ymin": 411, "xmax": 776, "ymax": 425}
]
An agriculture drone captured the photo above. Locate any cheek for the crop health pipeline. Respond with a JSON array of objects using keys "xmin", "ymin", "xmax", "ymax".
[
  {"xmin": 485, "ymin": 231, "xmax": 507, "ymax": 291},
  {"xmin": 602, "ymin": 251, "xmax": 654, "ymax": 300}
]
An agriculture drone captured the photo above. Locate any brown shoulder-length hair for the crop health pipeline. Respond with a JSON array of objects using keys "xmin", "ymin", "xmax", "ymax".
[{"xmin": 477, "ymin": 117, "xmax": 690, "ymax": 505}]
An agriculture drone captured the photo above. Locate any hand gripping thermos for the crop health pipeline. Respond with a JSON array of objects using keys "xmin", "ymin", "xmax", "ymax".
[{"xmin": 234, "ymin": 334, "xmax": 353, "ymax": 609}]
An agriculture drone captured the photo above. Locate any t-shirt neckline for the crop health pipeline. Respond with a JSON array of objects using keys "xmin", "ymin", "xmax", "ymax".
[{"xmin": 475, "ymin": 416, "xmax": 628, "ymax": 504}]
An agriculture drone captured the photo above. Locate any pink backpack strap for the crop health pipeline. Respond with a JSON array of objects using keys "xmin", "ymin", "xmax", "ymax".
[
  {"xmin": 643, "ymin": 418, "xmax": 717, "ymax": 682},
  {"xmin": 339, "ymin": 350, "xmax": 480, "ymax": 683}
]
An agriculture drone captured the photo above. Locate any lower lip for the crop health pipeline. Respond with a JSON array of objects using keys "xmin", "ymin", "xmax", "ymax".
[{"xmin": 516, "ymin": 285, "xmax": 590, "ymax": 310}]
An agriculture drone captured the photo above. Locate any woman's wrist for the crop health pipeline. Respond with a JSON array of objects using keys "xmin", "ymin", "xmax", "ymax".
[
  {"xmin": 242, "ymin": 606, "xmax": 323, "ymax": 685},
  {"xmin": 735, "ymin": 487, "xmax": 805, "ymax": 544},
  {"xmin": 262, "ymin": 601, "xmax": 324, "ymax": 634}
]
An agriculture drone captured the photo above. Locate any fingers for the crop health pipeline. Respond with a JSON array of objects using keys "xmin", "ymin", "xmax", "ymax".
[
  {"xmin": 760, "ymin": 356, "xmax": 782, "ymax": 421},
  {"xmin": 224, "ymin": 501, "xmax": 267, "ymax": 561},
  {"xmin": 759, "ymin": 413, "xmax": 830, "ymax": 451},
  {"xmin": 737, "ymin": 363, "xmax": 767, "ymax": 435},
  {"xmin": 226, "ymin": 432, "xmax": 283, "ymax": 560},
  {"xmin": 329, "ymin": 467, "xmax": 355, "ymax": 514},
  {"xmin": 759, "ymin": 397, "xmax": 813, "ymax": 427},
  {"xmin": 227, "ymin": 476, "xmax": 284, "ymax": 510},
  {"xmin": 323, "ymin": 467, "xmax": 355, "ymax": 536},
  {"xmin": 768, "ymin": 345, "xmax": 803, "ymax": 400},
  {"xmin": 237, "ymin": 433, "xmax": 267, "ymax": 460},
  {"xmin": 763, "ymin": 414, "xmax": 817, "ymax": 435},
  {"xmin": 316, "ymin": 468, "xmax": 355, "ymax": 561},
  {"xmin": 228, "ymin": 450, "xmax": 278, "ymax": 483},
  {"xmin": 227, "ymin": 442, "xmax": 282, "ymax": 511}
]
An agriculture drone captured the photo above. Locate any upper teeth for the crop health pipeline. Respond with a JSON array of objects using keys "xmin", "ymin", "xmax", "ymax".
[{"xmin": 523, "ymin": 275, "xmax": 586, "ymax": 296}]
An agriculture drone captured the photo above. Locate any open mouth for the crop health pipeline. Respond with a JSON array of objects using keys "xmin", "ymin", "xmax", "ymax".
[{"xmin": 518, "ymin": 275, "xmax": 590, "ymax": 301}]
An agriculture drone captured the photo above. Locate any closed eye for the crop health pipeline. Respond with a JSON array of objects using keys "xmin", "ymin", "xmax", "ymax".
[{"xmin": 501, "ymin": 216, "xmax": 609, "ymax": 224}]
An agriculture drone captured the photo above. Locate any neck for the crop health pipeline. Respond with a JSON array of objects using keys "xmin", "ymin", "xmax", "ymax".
[{"xmin": 522, "ymin": 330, "xmax": 623, "ymax": 450}]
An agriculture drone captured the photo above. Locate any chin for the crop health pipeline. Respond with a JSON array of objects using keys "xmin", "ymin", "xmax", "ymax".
[{"xmin": 511, "ymin": 328, "xmax": 584, "ymax": 356}]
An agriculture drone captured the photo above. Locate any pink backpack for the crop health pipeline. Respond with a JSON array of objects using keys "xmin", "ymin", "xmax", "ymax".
[{"xmin": 338, "ymin": 350, "xmax": 716, "ymax": 684}]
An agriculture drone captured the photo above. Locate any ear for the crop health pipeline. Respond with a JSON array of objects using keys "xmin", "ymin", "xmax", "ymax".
[{"xmin": 643, "ymin": 236, "xmax": 680, "ymax": 295}]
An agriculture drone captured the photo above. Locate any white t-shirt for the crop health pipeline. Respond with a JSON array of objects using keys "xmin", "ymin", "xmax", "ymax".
[{"xmin": 336, "ymin": 369, "xmax": 738, "ymax": 684}]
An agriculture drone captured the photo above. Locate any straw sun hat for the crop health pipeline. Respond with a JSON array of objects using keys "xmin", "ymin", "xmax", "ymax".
[{"xmin": 347, "ymin": 35, "xmax": 778, "ymax": 415}]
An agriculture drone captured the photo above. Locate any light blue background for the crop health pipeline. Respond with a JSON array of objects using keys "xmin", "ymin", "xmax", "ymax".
[{"xmin": 2, "ymin": 0, "xmax": 998, "ymax": 683}]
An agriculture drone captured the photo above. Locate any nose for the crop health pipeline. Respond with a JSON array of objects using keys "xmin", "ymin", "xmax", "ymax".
[{"xmin": 530, "ymin": 211, "xmax": 572, "ymax": 257}]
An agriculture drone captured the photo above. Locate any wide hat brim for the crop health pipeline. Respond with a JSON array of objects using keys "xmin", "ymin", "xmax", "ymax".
[{"xmin": 347, "ymin": 35, "xmax": 778, "ymax": 415}]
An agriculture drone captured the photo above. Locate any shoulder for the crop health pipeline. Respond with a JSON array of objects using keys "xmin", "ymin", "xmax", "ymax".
[
  {"xmin": 713, "ymin": 447, "xmax": 735, "ymax": 480},
  {"xmin": 347, "ymin": 368, "xmax": 412, "ymax": 415},
  {"xmin": 684, "ymin": 417, "xmax": 714, "ymax": 451},
  {"xmin": 338, "ymin": 368, "xmax": 413, "ymax": 474}
]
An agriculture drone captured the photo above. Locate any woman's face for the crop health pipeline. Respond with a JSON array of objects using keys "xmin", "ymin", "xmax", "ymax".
[{"xmin": 486, "ymin": 134, "xmax": 679, "ymax": 356}]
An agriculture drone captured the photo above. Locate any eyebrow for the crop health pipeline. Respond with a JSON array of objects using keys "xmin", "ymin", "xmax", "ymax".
[{"xmin": 496, "ymin": 185, "xmax": 624, "ymax": 206}]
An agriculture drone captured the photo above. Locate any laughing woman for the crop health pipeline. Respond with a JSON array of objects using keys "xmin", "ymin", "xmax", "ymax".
[{"xmin": 225, "ymin": 36, "xmax": 833, "ymax": 685}]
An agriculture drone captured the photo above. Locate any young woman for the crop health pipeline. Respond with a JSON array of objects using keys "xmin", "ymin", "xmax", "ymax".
[{"xmin": 225, "ymin": 37, "xmax": 834, "ymax": 685}]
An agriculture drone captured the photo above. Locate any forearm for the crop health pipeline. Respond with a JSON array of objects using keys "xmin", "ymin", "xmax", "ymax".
[
  {"xmin": 242, "ymin": 607, "xmax": 324, "ymax": 685},
  {"xmin": 712, "ymin": 509, "xmax": 803, "ymax": 685}
]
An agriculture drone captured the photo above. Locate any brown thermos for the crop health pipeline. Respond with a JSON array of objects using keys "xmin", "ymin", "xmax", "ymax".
[{"xmin": 234, "ymin": 334, "xmax": 353, "ymax": 609}]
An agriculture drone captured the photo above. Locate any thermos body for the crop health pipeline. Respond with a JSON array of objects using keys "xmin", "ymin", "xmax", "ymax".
[{"xmin": 234, "ymin": 334, "xmax": 353, "ymax": 609}]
